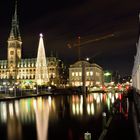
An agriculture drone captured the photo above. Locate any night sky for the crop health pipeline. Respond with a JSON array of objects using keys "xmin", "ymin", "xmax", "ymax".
[{"xmin": 0, "ymin": 0, "xmax": 140, "ymax": 76}]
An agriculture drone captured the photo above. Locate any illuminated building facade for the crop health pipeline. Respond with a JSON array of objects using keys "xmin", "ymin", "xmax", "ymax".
[
  {"xmin": 69, "ymin": 60, "xmax": 103, "ymax": 87},
  {"xmin": 0, "ymin": 57, "xmax": 63, "ymax": 87},
  {"xmin": 132, "ymin": 14, "xmax": 140, "ymax": 91},
  {"xmin": 0, "ymin": 1, "xmax": 64, "ymax": 86}
]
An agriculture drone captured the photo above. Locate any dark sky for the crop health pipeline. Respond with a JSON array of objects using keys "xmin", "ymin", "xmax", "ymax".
[{"xmin": 0, "ymin": 0, "xmax": 140, "ymax": 76}]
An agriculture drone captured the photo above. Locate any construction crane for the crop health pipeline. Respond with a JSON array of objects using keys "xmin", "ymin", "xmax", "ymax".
[{"xmin": 67, "ymin": 33, "xmax": 115, "ymax": 60}]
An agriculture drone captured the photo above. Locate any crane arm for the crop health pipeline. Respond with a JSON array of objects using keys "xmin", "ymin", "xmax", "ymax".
[{"xmin": 73, "ymin": 34, "xmax": 115, "ymax": 47}]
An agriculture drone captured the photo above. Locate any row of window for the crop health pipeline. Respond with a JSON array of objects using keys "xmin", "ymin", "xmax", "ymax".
[
  {"xmin": 0, "ymin": 67, "xmax": 58, "ymax": 73},
  {"xmin": 0, "ymin": 75, "xmax": 35, "ymax": 80},
  {"xmin": 0, "ymin": 69, "xmax": 36, "ymax": 73},
  {"xmin": 0, "ymin": 63, "xmax": 59, "ymax": 70},
  {"xmin": 71, "ymin": 71, "xmax": 101, "ymax": 77},
  {"xmin": 71, "ymin": 77, "xmax": 94, "ymax": 81},
  {"xmin": 0, "ymin": 63, "xmax": 36, "ymax": 68},
  {"xmin": 71, "ymin": 81, "xmax": 94, "ymax": 87},
  {"xmin": 0, "ymin": 75, "xmax": 56, "ymax": 80},
  {"xmin": 17, "ymin": 63, "xmax": 35, "ymax": 68},
  {"xmin": 0, "ymin": 73, "xmax": 56, "ymax": 79},
  {"xmin": 71, "ymin": 71, "xmax": 93, "ymax": 77},
  {"xmin": 0, "ymin": 66, "xmax": 6, "ymax": 69}
]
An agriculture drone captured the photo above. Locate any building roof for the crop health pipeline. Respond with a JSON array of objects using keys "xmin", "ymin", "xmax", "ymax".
[{"xmin": 70, "ymin": 60, "xmax": 103, "ymax": 69}]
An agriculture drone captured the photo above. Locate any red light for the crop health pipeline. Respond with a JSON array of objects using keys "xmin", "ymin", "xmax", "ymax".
[
  {"xmin": 118, "ymin": 84, "xmax": 122, "ymax": 90},
  {"xmin": 126, "ymin": 86, "xmax": 129, "ymax": 90},
  {"xmin": 119, "ymin": 94, "xmax": 122, "ymax": 100}
]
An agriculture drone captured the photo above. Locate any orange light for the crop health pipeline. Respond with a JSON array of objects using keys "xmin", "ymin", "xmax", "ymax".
[{"xmin": 102, "ymin": 86, "xmax": 106, "ymax": 91}]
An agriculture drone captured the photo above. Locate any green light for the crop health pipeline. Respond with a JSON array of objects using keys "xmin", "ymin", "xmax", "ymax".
[{"xmin": 104, "ymin": 72, "xmax": 111, "ymax": 76}]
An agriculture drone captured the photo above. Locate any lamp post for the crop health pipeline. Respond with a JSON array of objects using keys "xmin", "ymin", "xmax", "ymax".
[
  {"xmin": 14, "ymin": 82, "xmax": 19, "ymax": 97},
  {"xmin": 37, "ymin": 83, "xmax": 39, "ymax": 95},
  {"xmin": 82, "ymin": 61, "xmax": 86, "ymax": 93}
]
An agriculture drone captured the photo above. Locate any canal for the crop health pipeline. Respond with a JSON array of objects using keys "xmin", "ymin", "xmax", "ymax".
[{"xmin": 0, "ymin": 92, "xmax": 127, "ymax": 140}]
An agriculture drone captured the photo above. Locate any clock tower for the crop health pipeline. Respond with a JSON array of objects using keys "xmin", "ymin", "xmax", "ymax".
[{"xmin": 7, "ymin": 0, "xmax": 22, "ymax": 80}]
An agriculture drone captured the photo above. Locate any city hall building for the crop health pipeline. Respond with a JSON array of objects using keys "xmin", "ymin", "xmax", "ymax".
[{"xmin": 0, "ymin": 2, "xmax": 64, "ymax": 87}]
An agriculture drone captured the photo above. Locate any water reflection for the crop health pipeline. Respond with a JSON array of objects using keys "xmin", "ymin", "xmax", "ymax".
[
  {"xmin": 70, "ymin": 92, "xmax": 122, "ymax": 118},
  {"xmin": 34, "ymin": 97, "xmax": 49, "ymax": 140},
  {"xmin": 0, "ymin": 92, "xmax": 126, "ymax": 140},
  {"xmin": 0, "ymin": 102, "xmax": 7, "ymax": 123}
]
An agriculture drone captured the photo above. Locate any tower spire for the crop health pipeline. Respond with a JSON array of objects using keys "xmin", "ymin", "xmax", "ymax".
[
  {"xmin": 9, "ymin": 0, "xmax": 21, "ymax": 40},
  {"xmin": 14, "ymin": 0, "xmax": 18, "ymax": 23}
]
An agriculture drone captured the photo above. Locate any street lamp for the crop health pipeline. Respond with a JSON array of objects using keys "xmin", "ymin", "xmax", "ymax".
[{"xmin": 86, "ymin": 57, "xmax": 90, "ymax": 61}]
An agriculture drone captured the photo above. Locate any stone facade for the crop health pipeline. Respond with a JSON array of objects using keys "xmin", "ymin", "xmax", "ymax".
[{"xmin": 69, "ymin": 60, "xmax": 103, "ymax": 87}]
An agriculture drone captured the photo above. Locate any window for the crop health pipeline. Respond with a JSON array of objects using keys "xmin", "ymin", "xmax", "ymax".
[
  {"xmin": 90, "ymin": 71, "xmax": 93, "ymax": 76},
  {"xmin": 96, "ymin": 72, "xmax": 100, "ymax": 76},
  {"xmin": 10, "ymin": 51, "xmax": 14, "ymax": 55},
  {"xmin": 72, "ymin": 72, "xmax": 74, "ymax": 76},
  {"xmin": 86, "ymin": 72, "xmax": 89, "ymax": 76}
]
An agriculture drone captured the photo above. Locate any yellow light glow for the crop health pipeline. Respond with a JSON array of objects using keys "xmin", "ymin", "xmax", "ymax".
[{"xmin": 87, "ymin": 103, "xmax": 90, "ymax": 115}]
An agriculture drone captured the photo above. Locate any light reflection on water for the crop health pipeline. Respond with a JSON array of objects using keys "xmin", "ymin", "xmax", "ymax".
[
  {"xmin": 0, "ymin": 92, "xmax": 124, "ymax": 140},
  {"xmin": 35, "ymin": 97, "xmax": 49, "ymax": 140}
]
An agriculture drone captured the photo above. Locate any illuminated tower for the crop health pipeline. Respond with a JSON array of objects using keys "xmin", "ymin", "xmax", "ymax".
[
  {"xmin": 7, "ymin": 0, "xmax": 22, "ymax": 80},
  {"xmin": 35, "ymin": 34, "xmax": 49, "ymax": 85}
]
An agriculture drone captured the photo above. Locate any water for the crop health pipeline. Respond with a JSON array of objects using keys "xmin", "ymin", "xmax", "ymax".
[{"xmin": 0, "ymin": 92, "xmax": 123, "ymax": 140}]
